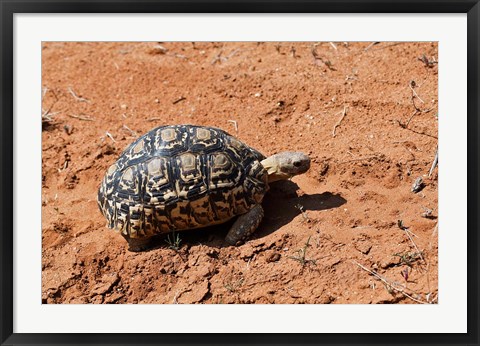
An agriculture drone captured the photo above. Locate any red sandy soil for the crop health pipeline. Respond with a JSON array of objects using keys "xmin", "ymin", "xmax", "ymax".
[{"xmin": 41, "ymin": 42, "xmax": 438, "ymax": 304}]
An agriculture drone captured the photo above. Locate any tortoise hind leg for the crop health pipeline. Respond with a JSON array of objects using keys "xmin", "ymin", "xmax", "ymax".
[
  {"xmin": 225, "ymin": 204, "xmax": 264, "ymax": 246},
  {"xmin": 123, "ymin": 235, "xmax": 152, "ymax": 252}
]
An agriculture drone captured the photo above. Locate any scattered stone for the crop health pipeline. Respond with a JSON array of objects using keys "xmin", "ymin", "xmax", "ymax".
[
  {"xmin": 239, "ymin": 246, "xmax": 255, "ymax": 260},
  {"xmin": 411, "ymin": 177, "xmax": 425, "ymax": 193},
  {"xmin": 63, "ymin": 124, "xmax": 73, "ymax": 135},
  {"xmin": 104, "ymin": 291, "xmax": 125, "ymax": 304},
  {"xmin": 266, "ymin": 252, "xmax": 281, "ymax": 263},
  {"xmin": 177, "ymin": 280, "xmax": 210, "ymax": 303},
  {"xmin": 354, "ymin": 242, "xmax": 372, "ymax": 255},
  {"xmin": 90, "ymin": 295, "xmax": 104, "ymax": 304},
  {"xmin": 150, "ymin": 45, "xmax": 168, "ymax": 55},
  {"xmin": 206, "ymin": 249, "xmax": 219, "ymax": 258},
  {"xmin": 91, "ymin": 273, "xmax": 119, "ymax": 296},
  {"xmin": 65, "ymin": 173, "xmax": 79, "ymax": 189}
]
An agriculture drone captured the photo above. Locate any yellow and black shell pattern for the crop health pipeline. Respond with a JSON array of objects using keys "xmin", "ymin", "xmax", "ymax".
[{"xmin": 97, "ymin": 125, "xmax": 268, "ymax": 239}]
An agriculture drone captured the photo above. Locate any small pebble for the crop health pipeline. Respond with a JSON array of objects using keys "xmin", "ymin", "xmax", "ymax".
[{"xmin": 411, "ymin": 177, "xmax": 425, "ymax": 193}]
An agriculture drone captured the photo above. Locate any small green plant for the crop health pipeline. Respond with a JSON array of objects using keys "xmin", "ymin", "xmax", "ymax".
[
  {"xmin": 288, "ymin": 236, "xmax": 316, "ymax": 266},
  {"xmin": 165, "ymin": 231, "xmax": 182, "ymax": 251},
  {"xmin": 393, "ymin": 251, "xmax": 424, "ymax": 267},
  {"xmin": 224, "ymin": 278, "xmax": 244, "ymax": 293}
]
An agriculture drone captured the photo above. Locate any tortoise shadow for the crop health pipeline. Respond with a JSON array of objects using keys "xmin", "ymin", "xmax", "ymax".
[
  {"xmin": 256, "ymin": 180, "xmax": 347, "ymax": 241},
  {"xmin": 141, "ymin": 181, "xmax": 346, "ymax": 251}
]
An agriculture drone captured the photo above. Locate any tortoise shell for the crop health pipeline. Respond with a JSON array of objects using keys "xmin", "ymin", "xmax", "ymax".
[{"xmin": 97, "ymin": 125, "xmax": 268, "ymax": 239}]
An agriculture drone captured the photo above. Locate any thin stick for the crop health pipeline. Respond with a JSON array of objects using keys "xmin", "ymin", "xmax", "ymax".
[
  {"xmin": 406, "ymin": 128, "xmax": 437, "ymax": 139},
  {"xmin": 67, "ymin": 114, "xmax": 95, "ymax": 121},
  {"xmin": 172, "ymin": 290, "xmax": 180, "ymax": 304},
  {"xmin": 227, "ymin": 120, "xmax": 238, "ymax": 132},
  {"xmin": 401, "ymin": 228, "xmax": 426, "ymax": 264},
  {"xmin": 428, "ymin": 148, "xmax": 438, "ymax": 177},
  {"xmin": 332, "ymin": 106, "xmax": 347, "ymax": 137},
  {"xmin": 431, "ymin": 222, "xmax": 438, "ymax": 238},
  {"xmin": 41, "ymin": 88, "xmax": 59, "ymax": 121},
  {"xmin": 404, "ymin": 110, "xmax": 419, "ymax": 128},
  {"xmin": 211, "ymin": 50, "xmax": 224, "ymax": 65},
  {"xmin": 148, "ymin": 118, "xmax": 163, "ymax": 122},
  {"xmin": 42, "ymin": 111, "xmax": 60, "ymax": 123},
  {"xmin": 409, "ymin": 83, "xmax": 425, "ymax": 103},
  {"xmin": 174, "ymin": 54, "xmax": 187, "ymax": 60},
  {"xmin": 42, "ymin": 144, "xmax": 55, "ymax": 151},
  {"xmin": 409, "ymin": 82, "xmax": 434, "ymax": 116},
  {"xmin": 353, "ymin": 261, "xmax": 428, "ymax": 304},
  {"xmin": 364, "ymin": 42, "xmax": 380, "ymax": 51},
  {"xmin": 172, "ymin": 96, "xmax": 186, "ymax": 105},
  {"xmin": 311, "ymin": 44, "xmax": 336, "ymax": 70},
  {"xmin": 105, "ymin": 131, "xmax": 116, "ymax": 143},
  {"xmin": 403, "ymin": 227, "xmax": 419, "ymax": 238},
  {"xmin": 329, "ymin": 42, "xmax": 337, "ymax": 51},
  {"xmin": 122, "ymin": 124, "xmax": 138, "ymax": 137},
  {"xmin": 411, "ymin": 99, "xmax": 434, "ymax": 115},
  {"xmin": 352, "ymin": 225, "xmax": 376, "ymax": 230},
  {"xmin": 290, "ymin": 46, "xmax": 297, "ymax": 58},
  {"xmin": 68, "ymin": 87, "xmax": 90, "ymax": 103},
  {"xmin": 227, "ymin": 49, "xmax": 240, "ymax": 59}
]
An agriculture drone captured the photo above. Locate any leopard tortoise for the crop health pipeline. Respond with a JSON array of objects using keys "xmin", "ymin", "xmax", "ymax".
[{"xmin": 97, "ymin": 124, "xmax": 310, "ymax": 251}]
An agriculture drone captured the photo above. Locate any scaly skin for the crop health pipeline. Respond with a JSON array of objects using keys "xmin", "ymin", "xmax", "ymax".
[{"xmin": 225, "ymin": 204, "xmax": 264, "ymax": 246}]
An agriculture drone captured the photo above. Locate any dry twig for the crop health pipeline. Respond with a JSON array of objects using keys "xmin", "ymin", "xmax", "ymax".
[
  {"xmin": 290, "ymin": 46, "xmax": 297, "ymax": 58},
  {"xmin": 172, "ymin": 96, "xmax": 186, "ymax": 105},
  {"xmin": 311, "ymin": 44, "xmax": 336, "ymax": 70},
  {"xmin": 105, "ymin": 131, "xmax": 116, "ymax": 143},
  {"xmin": 397, "ymin": 220, "xmax": 426, "ymax": 264},
  {"xmin": 409, "ymin": 80, "xmax": 434, "ymax": 118},
  {"xmin": 122, "ymin": 124, "xmax": 138, "ymax": 137},
  {"xmin": 332, "ymin": 106, "xmax": 347, "ymax": 137},
  {"xmin": 227, "ymin": 120, "xmax": 238, "ymax": 132},
  {"xmin": 211, "ymin": 49, "xmax": 239, "ymax": 65},
  {"xmin": 67, "ymin": 114, "xmax": 95, "ymax": 121},
  {"xmin": 364, "ymin": 42, "xmax": 380, "ymax": 51},
  {"xmin": 428, "ymin": 148, "xmax": 438, "ymax": 177},
  {"xmin": 418, "ymin": 54, "xmax": 438, "ymax": 68},
  {"xmin": 42, "ymin": 88, "xmax": 60, "ymax": 124},
  {"xmin": 68, "ymin": 87, "xmax": 90, "ymax": 103},
  {"xmin": 353, "ymin": 261, "xmax": 428, "ymax": 304}
]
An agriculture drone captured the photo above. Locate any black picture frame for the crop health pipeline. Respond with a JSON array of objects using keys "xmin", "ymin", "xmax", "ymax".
[{"xmin": 1, "ymin": 1, "xmax": 478, "ymax": 345}]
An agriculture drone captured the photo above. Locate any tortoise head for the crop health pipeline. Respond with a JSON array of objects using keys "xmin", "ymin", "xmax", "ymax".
[{"xmin": 260, "ymin": 152, "xmax": 310, "ymax": 183}]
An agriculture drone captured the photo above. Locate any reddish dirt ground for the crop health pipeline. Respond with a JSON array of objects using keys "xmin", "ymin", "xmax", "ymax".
[{"xmin": 41, "ymin": 42, "xmax": 438, "ymax": 304}]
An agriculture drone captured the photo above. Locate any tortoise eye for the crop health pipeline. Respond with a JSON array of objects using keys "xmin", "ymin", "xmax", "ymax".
[{"xmin": 293, "ymin": 161, "xmax": 302, "ymax": 167}]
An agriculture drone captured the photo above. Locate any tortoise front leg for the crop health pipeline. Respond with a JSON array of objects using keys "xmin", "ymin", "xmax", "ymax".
[{"xmin": 225, "ymin": 204, "xmax": 264, "ymax": 246}]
